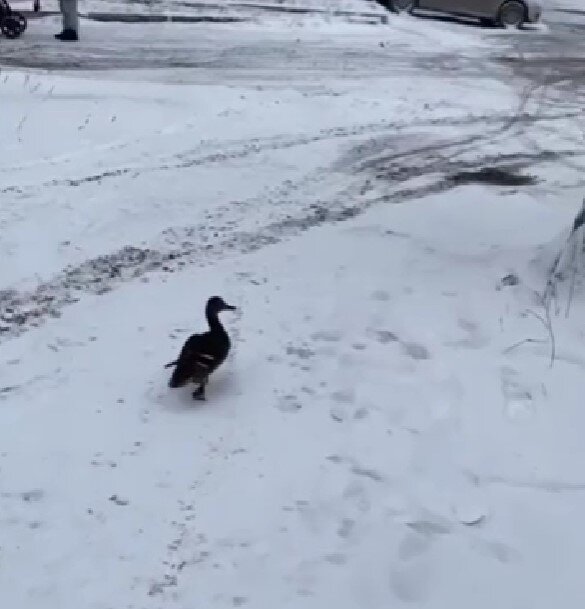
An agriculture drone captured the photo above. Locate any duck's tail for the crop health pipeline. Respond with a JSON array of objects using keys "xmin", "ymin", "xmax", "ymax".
[
  {"xmin": 168, "ymin": 359, "xmax": 194, "ymax": 388},
  {"xmin": 164, "ymin": 360, "xmax": 178, "ymax": 369}
]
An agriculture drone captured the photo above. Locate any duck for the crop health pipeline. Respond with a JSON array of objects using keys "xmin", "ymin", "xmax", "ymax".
[{"xmin": 165, "ymin": 296, "xmax": 237, "ymax": 400}]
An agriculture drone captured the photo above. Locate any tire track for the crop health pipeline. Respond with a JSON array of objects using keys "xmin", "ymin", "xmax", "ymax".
[
  {"xmin": 0, "ymin": 116, "xmax": 447, "ymax": 193},
  {"xmin": 2, "ymin": 110, "xmax": 575, "ymax": 195},
  {"xmin": 1, "ymin": 102, "xmax": 582, "ymax": 342},
  {"xmin": 2, "ymin": 138, "xmax": 576, "ymax": 343}
]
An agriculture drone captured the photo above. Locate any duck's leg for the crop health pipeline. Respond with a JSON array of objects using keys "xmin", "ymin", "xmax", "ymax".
[{"xmin": 192, "ymin": 379, "xmax": 208, "ymax": 401}]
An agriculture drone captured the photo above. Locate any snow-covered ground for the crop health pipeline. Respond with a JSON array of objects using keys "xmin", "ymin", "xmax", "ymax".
[
  {"xmin": 10, "ymin": 0, "xmax": 585, "ymax": 16},
  {"xmin": 12, "ymin": 0, "xmax": 387, "ymax": 22},
  {"xmin": 14, "ymin": 0, "xmax": 383, "ymax": 12},
  {"xmin": 2, "ymin": 8, "xmax": 585, "ymax": 609}
]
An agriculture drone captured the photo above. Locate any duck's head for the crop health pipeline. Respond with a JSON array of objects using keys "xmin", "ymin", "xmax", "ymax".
[{"xmin": 206, "ymin": 296, "xmax": 237, "ymax": 315}]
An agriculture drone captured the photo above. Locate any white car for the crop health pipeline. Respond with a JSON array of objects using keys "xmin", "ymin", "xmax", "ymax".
[{"xmin": 382, "ymin": 0, "xmax": 543, "ymax": 28}]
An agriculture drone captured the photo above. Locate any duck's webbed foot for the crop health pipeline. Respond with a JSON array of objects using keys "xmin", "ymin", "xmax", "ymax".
[{"xmin": 192, "ymin": 384, "xmax": 206, "ymax": 401}]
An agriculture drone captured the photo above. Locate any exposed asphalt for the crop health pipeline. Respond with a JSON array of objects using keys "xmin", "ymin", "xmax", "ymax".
[{"xmin": 2, "ymin": 3, "xmax": 585, "ymax": 89}]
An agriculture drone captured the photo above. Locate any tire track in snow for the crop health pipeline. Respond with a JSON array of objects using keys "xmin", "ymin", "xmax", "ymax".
[
  {"xmin": 1, "ymin": 118, "xmax": 397, "ymax": 193},
  {"xmin": 0, "ymin": 116, "xmax": 449, "ymax": 193},
  {"xmin": 1, "ymin": 141, "xmax": 577, "ymax": 343},
  {"xmin": 467, "ymin": 472, "xmax": 585, "ymax": 493},
  {"xmin": 1, "ymin": 106, "xmax": 582, "ymax": 342},
  {"xmin": 2, "ymin": 110, "xmax": 575, "ymax": 195}
]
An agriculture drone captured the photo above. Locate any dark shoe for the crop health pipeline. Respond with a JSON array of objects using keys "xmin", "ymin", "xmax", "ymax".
[{"xmin": 54, "ymin": 29, "xmax": 78, "ymax": 41}]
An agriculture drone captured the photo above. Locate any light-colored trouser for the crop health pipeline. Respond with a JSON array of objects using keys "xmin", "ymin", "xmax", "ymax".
[{"xmin": 59, "ymin": 0, "xmax": 79, "ymax": 32}]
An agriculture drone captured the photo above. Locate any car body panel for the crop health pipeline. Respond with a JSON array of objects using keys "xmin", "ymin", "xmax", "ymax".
[
  {"xmin": 415, "ymin": 0, "xmax": 542, "ymax": 23},
  {"xmin": 525, "ymin": 1, "xmax": 542, "ymax": 22}
]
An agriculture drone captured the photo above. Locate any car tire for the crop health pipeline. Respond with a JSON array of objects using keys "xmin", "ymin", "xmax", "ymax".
[
  {"xmin": 390, "ymin": 0, "xmax": 416, "ymax": 13},
  {"xmin": 1, "ymin": 16, "xmax": 25, "ymax": 38},
  {"xmin": 13, "ymin": 11, "xmax": 27, "ymax": 30},
  {"xmin": 498, "ymin": 1, "xmax": 526, "ymax": 28}
]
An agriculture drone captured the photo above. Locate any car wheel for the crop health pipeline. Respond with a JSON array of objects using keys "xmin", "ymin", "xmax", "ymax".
[
  {"xmin": 498, "ymin": 0, "xmax": 526, "ymax": 28},
  {"xmin": 390, "ymin": 0, "xmax": 416, "ymax": 13},
  {"xmin": 1, "ymin": 16, "xmax": 24, "ymax": 38},
  {"xmin": 13, "ymin": 12, "xmax": 27, "ymax": 30}
]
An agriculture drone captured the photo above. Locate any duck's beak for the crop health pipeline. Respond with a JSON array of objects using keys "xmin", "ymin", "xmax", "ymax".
[{"xmin": 224, "ymin": 304, "xmax": 237, "ymax": 312}]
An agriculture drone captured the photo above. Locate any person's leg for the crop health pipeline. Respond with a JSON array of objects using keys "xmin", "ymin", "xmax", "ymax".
[
  {"xmin": 56, "ymin": 0, "xmax": 79, "ymax": 40},
  {"xmin": 62, "ymin": 0, "xmax": 80, "ymax": 33}
]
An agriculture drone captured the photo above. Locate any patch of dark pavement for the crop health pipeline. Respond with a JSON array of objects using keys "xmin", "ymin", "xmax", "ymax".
[
  {"xmin": 447, "ymin": 166, "xmax": 537, "ymax": 187},
  {"xmin": 363, "ymin": 145, "xmax": 571, "ymax": 185}
]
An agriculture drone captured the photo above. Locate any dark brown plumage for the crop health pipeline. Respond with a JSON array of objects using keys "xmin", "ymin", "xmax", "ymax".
[{"xmin": 166, "ymin": 296, "xmax": 236, "ymax": 400}]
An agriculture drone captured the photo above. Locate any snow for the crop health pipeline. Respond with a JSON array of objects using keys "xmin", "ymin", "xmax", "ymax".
[
  {"xmin": 3, "ymin": 7, "xmax": 585, "ymax": 609},
  {"xmin": 548, "ymin": 0, "xmax": 585, "ymax": 10},
  {"xmin": 14, "ymin": 0, "xmax": 384, "ymax": 14}
]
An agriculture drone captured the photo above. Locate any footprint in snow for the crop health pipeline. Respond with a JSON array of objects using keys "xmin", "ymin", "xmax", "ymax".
[
  {"xmin": 109, "ymin": 494, "xmax": 129, "ymax": 506},
  {"xmin": 372, "ymin": 329, "xmax": 399, "ymax": 344},
  {"xmin": 354, "ymin": 406, "xmax": 369, "ymax": 420},
  {"xmin": 286, "ymin": 344, "xmax": 315, "ymax": 359},
  {"xmin": 330, "ymin": 406, "xmax": 346, "ymax": 422},
  {"xmin": 473, "ymin": 539, "xmax": 521, "ymax": 564},
  {"xmin": 276, "ymin": 394, "xmax": 302, "ymax": 413},
  {"xmin": 452, "ymin": 498, "xmax": 488, "ymax": 527},
  {"xmin": 21, "ymin": 489, "xmax": 44, "ymax": 503},
  {"xmin": 500, "ymin": 366, "xmax": 535, "ymax": 422},
  {"xmin": 401, "ymin": 341, "xmax": 431, "ymax": 361},
  {"xmin": 327, "ymin": 454, "xmax": 384, "ymax": 482},
  {"xmin": 371, "ymin": 289, "xmax": 390, "ymax": 302},
  {"xmin": 398, "ymin": 531, "xmax": 432, "ymax": 561},
  {"xmin": 311, "ymin": 330, "xmax": 343, "ymax": 342},
  {"xmin": 331, "ymin": 389, "xmax": 355, "ymax": 404},
  {"xmin": 342, "ymin": 480, "xmax": 371, "ymax": 513},
  {"xmin": 406, "ymin": 518, "xmax": 451, "ymax": 537},
  {"xmin": 337, "ymin": 517, "xmax": 355, "ymax": 539},
  {"xmin": 390, "ymin": 560, "xmax": 433, "ymax": 603},
  {"xmin": 458, "ymin": 318, "xmax": 478, "ymax": 333},
  {"xmin": 324, "ymin": 553, "xmax": 347, "ymax": 566},
  {"xmin": 444, "ymin": 318, "xmax": 489, "ymax": 350}
]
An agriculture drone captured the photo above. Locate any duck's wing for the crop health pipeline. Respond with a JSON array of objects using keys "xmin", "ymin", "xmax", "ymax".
[
  {"xmin": 166, "ymin": 333, "xmax": 202, "ymax": 366},
  {"xmin": 167, "ymin": 333, "xmax": 216, "ymax": 388}
]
